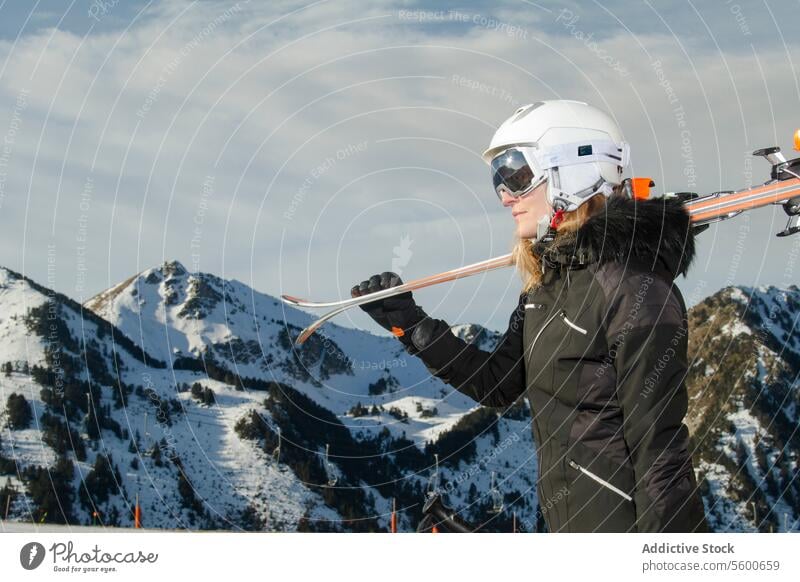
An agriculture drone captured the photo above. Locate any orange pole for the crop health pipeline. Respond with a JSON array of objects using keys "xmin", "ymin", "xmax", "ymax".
[
  {"xmin": 390, "ymin": 498, "xmax": 397, "ymax": 533},
  {"xmin": 134, "ymin": 493, "xmax": 141, "ymax": 529},
  {"xmin": 431, "ymin": 525, "xmax": 439, "ymax": 533}
]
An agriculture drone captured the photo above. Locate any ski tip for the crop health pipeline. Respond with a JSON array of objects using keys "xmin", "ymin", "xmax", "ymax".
[
  {"xmin": 281, "ymin": 294, "xmax": 304, "ymax": 305},
  {"xmin": 295, "ymin": 327, "xmax": 312, "ymax": 345}
]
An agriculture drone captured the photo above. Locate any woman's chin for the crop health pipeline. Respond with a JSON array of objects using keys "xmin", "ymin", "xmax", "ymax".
[{"xmin": 516, "ymin": 223, "xmax": 538, "ymax": 239}]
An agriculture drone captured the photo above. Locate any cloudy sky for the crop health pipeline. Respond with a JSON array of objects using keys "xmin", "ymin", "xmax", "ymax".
[{"xmin": 1, "ymin": 0, "xmax": 798, "ymax": 335}]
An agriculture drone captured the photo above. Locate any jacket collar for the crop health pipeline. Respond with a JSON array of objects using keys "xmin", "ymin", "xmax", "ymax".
[{"xmin": 531, "ymin": 195, "xmax": 697, "ymax": 280}]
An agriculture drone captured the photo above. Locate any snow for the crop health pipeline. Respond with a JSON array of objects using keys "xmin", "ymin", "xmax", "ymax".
[
  {"xmin": 708, "ymin": 404, "xmax": 799, "ymax": 532},
  {"xmin": 0, "ymin": 270, "xmax": 48, "ymax": 364},
  {"xmin": 728, "ymin": 287, "xmax": 749, "ymax": 305},
  {"xmin": 720, "ymin": 320, "xmax": 751, "ymax": 337},
  {"xmin": 698, "ymin": 460, "xmax": 758, "ymax": 533}
]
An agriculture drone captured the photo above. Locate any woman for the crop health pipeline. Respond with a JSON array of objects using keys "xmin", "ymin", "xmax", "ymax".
[{"xmin": 352, "ymin": 100, "xmax": 709, "ymax": 533}]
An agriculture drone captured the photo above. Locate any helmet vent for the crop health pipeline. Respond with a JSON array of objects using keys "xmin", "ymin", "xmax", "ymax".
[{"xmin": 512, "ymin": 101, "xmax": 544, "ymax": 122}]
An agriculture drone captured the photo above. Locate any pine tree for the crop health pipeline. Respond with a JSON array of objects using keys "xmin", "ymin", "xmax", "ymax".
[
  {"xmin": 24, "ymin": 456, "xmax": 75, "ymax": 524},
  {"xmin": 6, "ymin": 393, "xmax": 32, "ymax": 430},
  {"xmin": 190, "ymin": 382, "xmax": 203, "ymax": 400},
  {"xmin": 80, "ymin": 454, "xmax": 121, "ymax": 508},
  {"xmin": 86, "ymin": 405, "xmax": 100, "ymax": 440},
  {"xmin": 150, "ymin": 442, "xmax": 163, "ymax": 467}
]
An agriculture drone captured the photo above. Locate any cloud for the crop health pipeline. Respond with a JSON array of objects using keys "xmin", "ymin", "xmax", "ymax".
[{"xmin": 0, "ymin": 0, "xmax": 798, "ymax": 333}]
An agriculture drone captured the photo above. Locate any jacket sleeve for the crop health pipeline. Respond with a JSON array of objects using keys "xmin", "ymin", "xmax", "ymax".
[
  {"xmin": 401, "ymin": 293, "xmax": 527, "ymax": 409},
  {"xmin": 603, "ymin": 270, "xmax": 708, "ymax": 533}
]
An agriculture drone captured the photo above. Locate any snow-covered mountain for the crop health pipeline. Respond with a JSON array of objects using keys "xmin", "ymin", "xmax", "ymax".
[
  {"xmin": 2, "ymin": 260, "xmax": 798, "ymax": 532},
  {"xmin": 1, "ymin": 262, "xmax": 537, "ymax": 532},
  {"xmin": 0, "ymin": 265, "xmax": 343, "ymax": 530},
  {"xmin": 82, "ymin": 260, "xmax": 503, "ymax": 446},
  {"xmin": 686, "ymin": 285, "xmax": 800, "ymax": 532}
]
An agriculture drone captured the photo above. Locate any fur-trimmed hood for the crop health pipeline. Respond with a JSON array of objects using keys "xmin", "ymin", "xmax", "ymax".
[{"xmin": 532, "ymin": 195, "xmax": 697, "ymax": 280}]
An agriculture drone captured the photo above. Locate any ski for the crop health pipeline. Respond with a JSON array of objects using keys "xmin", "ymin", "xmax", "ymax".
[
  {"xmin": 285, "ymin": 144, "xmax": 800, "ymax": 345},
  {"xmin": 282, "ymin": 253, "xmax": 514, "ymax": 309},
  {"xmin": 286, "ymin": 253, "xmax": 514, "ymax": 344}
]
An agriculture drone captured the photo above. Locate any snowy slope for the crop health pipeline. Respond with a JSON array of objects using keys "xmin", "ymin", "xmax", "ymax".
[{"xmin": 0, "ymin": 266, "xmax": 345, "ymax": 530}]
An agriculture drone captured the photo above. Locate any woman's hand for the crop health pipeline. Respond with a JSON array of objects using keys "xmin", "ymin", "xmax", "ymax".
[{"xmin": 350, "ymin": 272, "xmax": 421, "ymax": 338}]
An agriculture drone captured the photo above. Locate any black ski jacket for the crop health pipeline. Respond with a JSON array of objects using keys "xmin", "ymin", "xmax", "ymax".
[{"xmin": 404, "ymin": 195, "xmax": 710, "ymax": 533}]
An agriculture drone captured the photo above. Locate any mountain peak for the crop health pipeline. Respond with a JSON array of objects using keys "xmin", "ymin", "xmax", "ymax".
[
  {"xmin": 160, "ymin": 260, "xmax": 187, "ymax": 278},
  {"xmin": 450, "ymin": 323, "xmax": 501, "ymax": 351},
  {"xmin": 726, "ymin": 283, "xmax": 800, "ymax": 302},
  {"xmin": 0, "ymin": 265, "xmax": 19, "ymax": 286}
]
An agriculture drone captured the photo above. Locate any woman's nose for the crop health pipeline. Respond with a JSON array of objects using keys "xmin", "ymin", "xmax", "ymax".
[{"xmin": 499, "ymin": 190, "xmax": 517, "ymax": 207}]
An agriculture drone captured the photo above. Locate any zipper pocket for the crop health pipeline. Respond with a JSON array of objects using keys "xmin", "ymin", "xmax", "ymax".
[
  {"xmin": 568, "ymin": 459, "xmax": 633, "ymax": 501},
  {"xmin": 528, "ymin": 308, "xmax": 563, "ymax": 353},
  {"xmin": 560, "ymin": 311, "xmax": 587, "ymax": 334}
]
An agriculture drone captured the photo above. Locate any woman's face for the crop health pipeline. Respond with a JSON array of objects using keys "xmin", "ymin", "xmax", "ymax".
[{"xmin": 499, "ymin": 180, "xmax": 550, "ymax": 239}]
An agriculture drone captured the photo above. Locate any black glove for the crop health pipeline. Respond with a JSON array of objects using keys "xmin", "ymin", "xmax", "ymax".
[{"xmin": 350, "ymin": 272, "xmax": 427, "ymax": 345}]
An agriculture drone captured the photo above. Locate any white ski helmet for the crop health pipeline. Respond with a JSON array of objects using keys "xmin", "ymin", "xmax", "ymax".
[{"xmin": 484, "ymin": 100, "xmax": 630, "ymax": 237}]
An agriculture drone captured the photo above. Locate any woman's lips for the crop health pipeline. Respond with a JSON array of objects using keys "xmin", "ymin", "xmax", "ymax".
[{"xmin": 513, "ymin": 211, "xmax": 527, "ymax": 220}]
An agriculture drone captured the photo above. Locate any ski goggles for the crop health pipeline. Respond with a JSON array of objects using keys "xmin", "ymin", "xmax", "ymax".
[
  {"xmin": 490, "ymin": 140, "xmax": 630, "ymax": 200},
  {"xmin": 490, "ymin": 146, "xmax": 547, "ymax": 200}
]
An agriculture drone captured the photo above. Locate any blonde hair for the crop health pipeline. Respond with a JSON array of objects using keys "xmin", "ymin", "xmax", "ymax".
[{"xmin": 512, "ymin": 192, "xmax": 608, "ymax": 293}]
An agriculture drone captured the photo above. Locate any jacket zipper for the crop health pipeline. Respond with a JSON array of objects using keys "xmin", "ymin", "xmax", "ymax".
[
  {"xmin": 560, "ymin": 311, "xmax": 587, "ymax": 334},
  {"xmin": 568, "ymin": 459, "xmax": 633, "ymax": 501},
  {"xmin": 528, "ymin": 308, "xmax": 564, "ymax": 352}
]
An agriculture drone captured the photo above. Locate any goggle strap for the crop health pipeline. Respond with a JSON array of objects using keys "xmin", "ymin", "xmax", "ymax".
[{"xmin": 537, "ymin": 139, "xmax": 628, "ymax": 170}]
